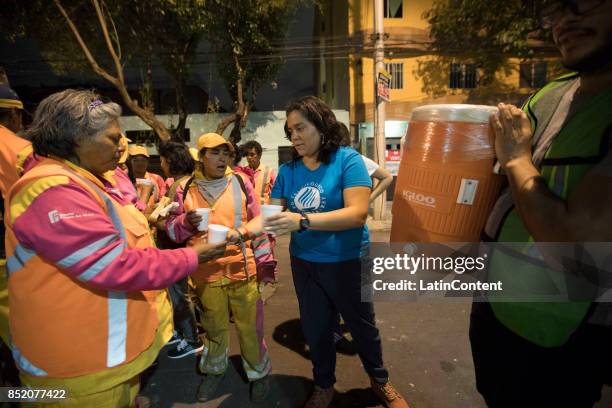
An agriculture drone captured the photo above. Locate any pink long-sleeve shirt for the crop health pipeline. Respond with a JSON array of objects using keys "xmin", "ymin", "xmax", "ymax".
[
  {"xmin": 112, "ymin": 167, "xmax": 146, "ymax": 212},
  {"xmin": 12, "ymin": 176, "xmax": 198, "ymax": 292}
]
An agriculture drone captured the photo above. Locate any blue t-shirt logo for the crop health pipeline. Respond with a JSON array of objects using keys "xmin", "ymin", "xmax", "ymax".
[{"xmin": 292, "ymin": 182, "xmax": 326, "ymax": 212}]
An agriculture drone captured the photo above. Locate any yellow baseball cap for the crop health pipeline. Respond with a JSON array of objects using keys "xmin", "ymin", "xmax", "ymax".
[
  {"xmin": 196, "ymin": 133, "xmax": 234, "ymax": 153},
  {"xmin": 189, "ymin": 147, "xmax": 199, "ymax": 161},
  {"xmin": 118, "ymin": 136, "xmax": 130, "ymax": 164},
  {"xmin": 128, "ymin": 145, "xmax": 150, "ymax": 158}
]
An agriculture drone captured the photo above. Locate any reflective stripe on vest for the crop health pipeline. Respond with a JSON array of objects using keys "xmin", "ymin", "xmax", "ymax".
[
  {"xmin": 232, "ymin": 175, "xmax": 243, "ymax": 229},
  {"xmin": 11, "ymin": 343, "xmax": 47, "ymax": 376},
  {"xmin": 6, "ymin": 245, "xmax": 36, "ymax": 277},
  {"xmin": 56, "ymin": 234, "xmax": 119, "ymax": 270},
  {"xmin": 107, "ymin": 291, "xmax": 127, "ymax": 367}
]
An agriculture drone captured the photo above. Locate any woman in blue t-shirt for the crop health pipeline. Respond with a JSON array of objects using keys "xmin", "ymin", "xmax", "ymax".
[{"xmin": 267, "ymin": 96, "xmax": 408, "ymax": 408}]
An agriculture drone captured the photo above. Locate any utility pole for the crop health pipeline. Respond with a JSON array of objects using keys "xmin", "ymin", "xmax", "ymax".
[{"xmin": 373, "ymin": 0, "xmax": 386, "ymax": 220}]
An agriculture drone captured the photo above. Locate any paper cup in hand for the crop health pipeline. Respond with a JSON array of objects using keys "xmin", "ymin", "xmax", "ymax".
[
  {"xmin": 208, "ymin": 224, "xmax": 229, "ymax": 244},
  {"xmin": 195, "ymin": 208, "xmax": 211, "ymax": 231},
  {"xmin": 261, "ymin": 204, "xmax": 283, "ymax": 225},
  {"xmin": 135, "ymin": 178, "xmax": 153, "ymax": 186}
]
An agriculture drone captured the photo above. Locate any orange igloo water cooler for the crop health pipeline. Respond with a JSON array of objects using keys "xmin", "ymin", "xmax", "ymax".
[{"xmin": 391, "ymin": 104, "xmax": 504, "ymax": 243}]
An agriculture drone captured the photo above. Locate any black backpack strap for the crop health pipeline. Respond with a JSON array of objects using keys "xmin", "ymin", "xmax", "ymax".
[
  {"xmin": 182, "ymin": 176, "xmax": 195, "ymax": 202},
  {"xmin": 234, "ymin": 173, "xmax": 249, "ymax": 207},
  {"xmin": 166, "ymin": 175, "xmax": 189, "ymax": 201}
]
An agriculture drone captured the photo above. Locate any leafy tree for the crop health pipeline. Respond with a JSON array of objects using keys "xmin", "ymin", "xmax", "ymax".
[
  {"xmin": 416, "ymin": 0, "xmax": 560, "ymax": 102},
  {"xmin": 2, "ymin": 0, "xmax": 320, "ymax": 144},
  {"xmin": 203, "ymin": 0, "xmax": 315, "ymax": 144},
  {"xmin": 121, "ymin": 0, "xmax": 208, "ymax": 140},
  {"xmin": 1, "ymin": 0, "xmax": 208, "ymax": 141}
]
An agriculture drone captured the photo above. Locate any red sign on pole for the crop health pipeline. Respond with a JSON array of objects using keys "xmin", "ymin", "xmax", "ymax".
[{"xmin": 377, "ymin": 69, "xmax": 391, "ymax": 102}]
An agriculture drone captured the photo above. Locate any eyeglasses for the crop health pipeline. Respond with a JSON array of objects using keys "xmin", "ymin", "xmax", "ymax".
[{"xmin": 540, "ymin": 0, "xmax": 606, "ymax": 29}]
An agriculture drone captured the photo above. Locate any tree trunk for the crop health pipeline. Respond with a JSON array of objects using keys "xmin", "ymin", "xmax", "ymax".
[
  {"xmin": 143, "ymin": 55, "xmax": 155, "ymax": 113},
  {"xmin": 215, "ymin": 112, "xmax": 238, "ymax": 136},
  {"xmin": 215, "ymin": 53, "xmax": 248, "ymax": 141},
  {"xmin": 173, "ymin": 69, "xmax": 187, "ymax": 142}
]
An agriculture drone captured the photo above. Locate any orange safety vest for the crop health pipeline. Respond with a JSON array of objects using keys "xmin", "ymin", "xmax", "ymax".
[
  {"xmin": 0, "ymin": 125, "xmax": 31, "ymax": 198},
  {"xmin": 5, "ymin": 159, "xmax": 168, "ymax": 379},
  {"xmin": 254, "ymin": 165, "xmax": 272, "ymax": 205},
  {"xmin": 183, "ymin": 174, "xmax": 257, "ymax": 283},
  {"xmin": 0, "ymin": 126, "xmax": 34, "ymax": 345}
]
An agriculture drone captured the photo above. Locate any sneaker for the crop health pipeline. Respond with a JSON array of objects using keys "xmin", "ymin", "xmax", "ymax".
[
  {"xmin": 167, "ymin": 339, "xmax": 204, "ymax": 359},
  {"xmin": 249, "ymin": 375, "xmax": 270, "ymax": 403},
  {"xmin": 304, "ymin": 385, "xmax": 334, "ymax": 408},
  {"xmin": 197, "ymin": 373, "xmax": 225, "ymax": 402},
  {"xmin": 370, "ymin": 379, "xmax": 409, "ymax": 408},
  {"xmin": 165, "ymin": 330, "xmax": 181, "ymax": 346}
]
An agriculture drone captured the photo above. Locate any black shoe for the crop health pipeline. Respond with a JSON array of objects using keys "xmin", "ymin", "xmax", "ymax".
[
  {"xmin": 197, "ymin": 373, "xmax": 225, "ymax": 402},
  {"xmin": 165, "ymin": 330, "xmax": 181, "ymax": 346},
  {"xmin": 167, "ymin": 339, "xmax": 204, "ymax": 359},
  {"xmin": 335, "ymin": 335, "xmax": 358, "ymax": 356}
]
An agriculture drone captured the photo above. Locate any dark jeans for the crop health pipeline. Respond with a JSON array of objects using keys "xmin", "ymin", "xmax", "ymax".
[
  {"xmin": 291, "ymin": 256, "xmax": 388, "ymax": 388},
  {"xmin": 167, "ymin": 278, "xmax": 199, "ymax": 343},
  {"xmin": 470, "ymin": 301, "xmax": 612, "ymax": 408}
]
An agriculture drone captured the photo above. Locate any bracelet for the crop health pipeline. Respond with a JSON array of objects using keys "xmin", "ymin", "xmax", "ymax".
[{"xmin": 239, "ymin": 226, "xmax": 250, "ymax": 240}]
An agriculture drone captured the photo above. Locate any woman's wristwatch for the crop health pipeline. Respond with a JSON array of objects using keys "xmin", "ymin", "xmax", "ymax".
[{"xmin": 298, "ymin": 213, "xmax": 310, "ymax": 232}]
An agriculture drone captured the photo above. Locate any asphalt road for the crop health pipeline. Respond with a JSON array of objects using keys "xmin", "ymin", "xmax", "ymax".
[{"xmin": 141, "ymin": 232, "xmax": 612, "ymax": 407}]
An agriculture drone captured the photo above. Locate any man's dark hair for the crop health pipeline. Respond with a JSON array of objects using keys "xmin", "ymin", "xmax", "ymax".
[
  {"xmin": 284, "ymin": 95, "xmax": 348, "ymax": 164},
  {"xmin": 157, "ymin": 141, "xmax": 195, "ymax": 177},
  {"xmin": 0, "ymin": 108, "xmax": 12, "ymax": 126},
  {"xmin": 241, "ymin": 140, "xmax": 263, "ymax": 156}
]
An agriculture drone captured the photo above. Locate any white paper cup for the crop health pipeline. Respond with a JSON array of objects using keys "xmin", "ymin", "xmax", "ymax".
[
  {"xmin": 135, "ymin": 178, "xmax": 153, "ymax": 186},
  {"xmin": 261, "ymin": 204, "xmax": 283, "ymax": 224},
  {"xmin": 208, "ymin": 224, "xmax": 229, "ymax": 244},
  {"xmin": 195, "ymin": 208, "xmax": 211, "ymax": 232}
]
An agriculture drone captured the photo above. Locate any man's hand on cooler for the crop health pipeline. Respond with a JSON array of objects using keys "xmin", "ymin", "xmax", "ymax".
[{"xmin": 491, "ymin": 103, "xmax": 533, "ymax": 169}]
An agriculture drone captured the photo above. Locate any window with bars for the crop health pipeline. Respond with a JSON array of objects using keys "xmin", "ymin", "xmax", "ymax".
[
  {"xmin": 449, "ymin": 63, "xmax": 477, "ymax": 89},
  {"xmin": 519, "ymin": 62, "xmax": 548, "ymax": 88},
  {"xmin": 384, "ymin": 63, "xmax": 404, "ymax": 89},
  {"xmin": 384, "ymin": 0, "xmax": 403, "ymax": 18}
]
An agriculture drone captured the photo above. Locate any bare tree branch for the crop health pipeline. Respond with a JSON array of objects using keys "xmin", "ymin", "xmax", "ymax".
[
  {"xmin": 92, "ymin": 0, "xmax": 125, "ymax": 86},
  {"xmin": 53, "ymin": 0, "xmax": 118, "ymax": 86},
  {"xmin": 102, "ymin": 0, "xmax": 122, "ymax": 60},
  {"xmin": 54, "ymin": 0, "xmax": 171, "ymax": 141}
]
